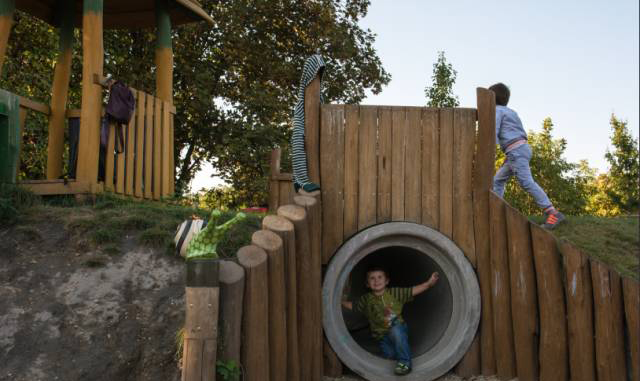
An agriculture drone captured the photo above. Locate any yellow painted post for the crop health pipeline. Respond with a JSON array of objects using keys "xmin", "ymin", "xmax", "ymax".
[
  {"xmin": 47, "ymin": 1, "xmax": 75, "ymax": 179},
  {"xmin": 0, "ymin": 0, "xmax": 15, "ymax": 75},
  {"xmin": 155, "ymin": 0, "xmax": 174, "ymax": 196},
  {"xmin": 76, "ymin": 0, "xmax": 104, "ymax": 189}
]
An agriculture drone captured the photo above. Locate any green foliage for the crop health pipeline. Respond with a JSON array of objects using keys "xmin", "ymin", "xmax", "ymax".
[
  {"xmin": 498, "ymin": 118, "xmax": 594, "ymax": 215},
  {"xmin": 216, "ymin": 360, "xmax": 241, "ymax": 381},
  {"xmin": 424, "ymin": 51, "xmax": 459, "ymax": 108},
  {"xmin": 601, "ymin": 115, "xmax": 639, "ymax": 214}
]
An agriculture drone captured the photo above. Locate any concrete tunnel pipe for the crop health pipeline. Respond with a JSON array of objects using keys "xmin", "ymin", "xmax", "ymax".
[{"xmin": 322, "ymin": 222, "xmax": 481, "ymax": 381}]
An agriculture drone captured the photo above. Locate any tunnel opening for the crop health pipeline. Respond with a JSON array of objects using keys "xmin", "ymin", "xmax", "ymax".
[
  {"xmin": 323, "ymin": 222, "xmax": 480, "ymax": 381},
  {"xmin": 342, "ymin": 246, "xmax": 453, "ymax": 357}
]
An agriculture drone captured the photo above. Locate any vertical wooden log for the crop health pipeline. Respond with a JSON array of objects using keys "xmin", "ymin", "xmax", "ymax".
[
  {"xmin": 262, "ymin": 215, "xmax": 300, "ymax": 381},
  {"xmin": 319, "ymin": 105, "xmax": 344, "ymax": 262},
  {"xmin": 439, "ymin": 108, "xmax": 454, "ymax": 238},
  {"xmin": 474, "ymin": 88, "xmax": 496, "ymax": 376},
  {"xmin": 269, "ymin": 148, "xmax": 282, "ymax": 212},
  {"xmin": 76, "ymin": 0, "xmax": 104, "ymax": 187},
  {"xmin": 277, "ymin": 204, "xmax": 321, "ymax": 381},
  {"xmin": 454, "ymin": 336, "xmax": 480, "ymax": 378},
  {"xmin": 218, "ymin": 260, "xmax": 244, "ymax": 366},
  {"xmin": 489, "ymin": 192, "xmax": 516, "ymax": 380},
  {"xmin": 169, "ymin": 113, "xmax": 175, "ymax": 195},
  {"xmin": 294, "ymin": 195, "xmax": 323, "ymax": 378},
  {"xmin": 421, "ymin": 108, "xmax": 439, "ymax": 229},
  {"xmin": 155, "ymin": 0, "xmax": 173, "ymax": 103},
  {"xmin": 404, "ymin": 108, "xmax": 422, "ymax": 223},
  {"xmin": 505, "ymin": 204, "xmax": 538, "ymax": 381},
  {"xmin": 116, "ymin": 123, "xmax": 126, "ymax": 194},
  {"xmin": 304, "ymin": 76, "xmax": 321, "ymax": 185},
  {"xmin": 46, "ymin": 1, "xmax": 74, "ymax": 179},
  {"xmin": 391, "ymin": 107, "xmax": 406, "ymax": 221},
  {"xmin": 0, "ymin": 0, "xmax": 15, "ymax": 75},
  {"xmin": 343, "ymin": 105, "xmax": 359, "ymax": 240},
  {"xmin": 452, "ymin": 108, "xmax": 477, "ymax": 266},
  {"xmin": 358, "ymin": 106, "xmax": 377, "ymax": 230},
  {"xmin": 376, "ymin": 107, "xmax": 392, "ymax": 223},
  {"xmin": 134, "ymin": 91, "xmax": 145, "ymax": 197},
  {"xmin": 144, "ymin": 96, "xmax": 153, "ymax": 198},
  {"xmin": 251, "ymin": 230, "xmax": 287, "ymax": 381},
  {"xmin": 591, "ymin": 260, "xmax": 627, "ymax": 381},
  {"xmin": 104, "ymin": 123, "xmax": 115, "ymax": 191},
  {"xmin": 182, "ymin": 259, "xmax": 219, "ymax": 381},
  {"xmin": 152, "ymin": 98, "xmax": 162, "ymax": 199},
  {"xmin": 125, "ymin": 94, "xmax": 136, "ymax": 196},
  {"xmin": 623, "ymin": 277, "xmax": 640, "ymax": 381},
  {"xmin": 237, "ymin": 245, "xmax": 270, "ymax": 381},
  {"xmin": 323, "ymin": 336, "xmax": 342, "ymax": 377},
  {"xmin": 561, "ymin": 241, "xmax": 596, "ymax": 381},
  {"xmin": 161, "ymin": 100, "xmax": 171, "ymax": 196},
  {"xmin": 531, "ymin": 224, "xmax": 568, "ymax": 381}
]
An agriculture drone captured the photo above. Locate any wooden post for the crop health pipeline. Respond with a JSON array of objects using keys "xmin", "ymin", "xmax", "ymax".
[
  {"xmin": 76, "ymin": 0, "xmax": 104, "ymax": 188},
  {"xmin": 0, "ymin": 0, "xmax": 14, "ymax": 75},
  {"xmin": 323, "ymin": 336, "xmax": 342, "ymax": 377},
  {"xmin": 454, "ymin": 337, "xmax": 480, "ymax": 378},
  {"xmin": 262, "ymin": 214, "xmax": 300, "ymax": 381},
  {"xmin": 251, "ymin": 230, "xmax": 287, "ymax": 381},
  {"xmin": 591, "ymin": 260, "xmax": 627, "ymax": 381},
  {"xmin": 531, "ymin": 224, "xmax": 568, "ymax": 381},
  {"xmin": 269, "ymin": 148, "xmax": 282, "ymax": 212},
  {"xmin": 561, "ymin": 241, "xmax": 596, "ymax": 381},
  {"xmin": 46, "ymin": 1, "xmax": 75, "ymax": 179},
  {"xmin": 182, "ymin": 259, "xmax": 220, "ymax": 381},
  {"xmin": 489, "ymin": 192, "xmax": 516, "ymax": 380},
  {"xmin": 304, "ymin": 76, "xmax": 321, "ymax": 185},
  {"xmin": 474, "ymin": 88, "xmax": 497, "ymax": 376},
  {"xmin": 294, "ymin": 195, "xmax": 323, "ymax": 378},
  {"xmin": 155, "ymin": 0, "xmax": 173, "ymax": 103},
  {"xmin": 622, "ymin": 277, "xmax": 640, "ymax": 381},
  {"xmin": 218, "ymin": 260, "xmax": 244, "ymax": 366},
  {"xmin": 277, "ymin": 204, "xmax": 321, "ymax": 381},
  {"xmin": 237, "ymin": 245, "xmax": 269, "ymax": 381}
]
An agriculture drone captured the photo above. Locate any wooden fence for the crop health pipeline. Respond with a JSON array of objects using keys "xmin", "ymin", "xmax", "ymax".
[{"xmin": 267, "ymin": 81, "xmax": 639, "ymax": 381}]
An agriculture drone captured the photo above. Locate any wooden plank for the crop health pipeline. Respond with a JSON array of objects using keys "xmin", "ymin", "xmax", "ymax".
[
  {"xmin": 530, "ymin": 224, "xmax": 568, "ymax": 381},
  {"xmin": 452, "ymin": 109, "xmax": 476, "ymax": 266},
  {"xmin": 19, "ymin": 180, "xmax": 91, "ymax": 195},
  {"xmin": 183, "ymin": 287, "xmax": 219, "ymax": 381},
  {"xmin": 391, "ymin": 107, "xmax": 406, "ymax": 221},
  {"xmin": 153, "ymin": 98, "xmax": 162, "ymax": 199},
  {"xmin": 343, "ymin": 105, "xmax": 359, "ymax": 240},
  {"xmin": 144, "ymin": 95, "xmax": 154, "ymax": 199},
  {"xmin": 454, "ymin": 335, "xmax": 480, "ymax": 378},
  {"xmin": 269, "ymin": 180, "xmax": 280, "ymax": 212},
  {"xmin": 421, "ymin": 108, "xmax": 439, "ymax": 229},
  {"xmin": 161, "ymin": 100, "xmax": 172, "ymax": 197},
  {"xmin": 591, "ymin": 260, "xmax": 626, "ymax": 381},
  {"xmin": 134, "ymin": 91, "xmax": 145, "ymax": 198},
  {"xmin": 474, "ymin": 89, "xmax": 496, "ymax": 376},
  {"xmin": 18, "ymin": 96, "xmax": 50, "ymax": 115},
  {"xmin": 505, "ymin": 204, "xmax": 538, "ymax": 381},
  {"xmin": 439, "ymin": 108, "xmax": 454, "ymax": 238},
  {"xmin": 104, "ymin": 122, "xmax": 115, "ymax": 192},
  {"xmin": 489, "ymin": 192, "xmax": 516, "ymax": 380},
  {"xmin": 262, "ymin": 215, "xmax": 300, "ymax": 381},
  {"xmin": 218, "ymin": 260, "xmax": 244, "ymax": 366},
  {"xmin": 124, "ymin": 93, "xmax": 136, "ymax": 196},
  {"xmin": 358, "ymin": 106, "xmax": 377, "ymax": 230},
  {"xmin": 305, "ymin": 76, "xmax": 321, "ymax": 185},
  {"xmin": 251, "ymin": 230, "xmax": 287, "ymax": 381},
  {"xmin": 560, "ymin": 241, "xmax": 596, "ymax": 381},
  {"xmin": 279, "ymin": 180, "xmax": 292, "ymax": 206},
  {"xmin": 376, "ymin": 107, "xmax": 392, "ymax": 223},
  {"xmin": 623, "ymin": 277, "xmax": 640, "ymax": 381},
  {"xmin": 404, "ymin": 108, "xmax": 422, "ymax": 223},
  {"xmin": 320, "ymin": 105, "xmax": 344, "ymax": 262},
  {"xmin": 237, "ymin": 245, "xmax": 270, "ymax": 381},
  {"xmin": 169, "ymin": 113, "xmax": 175, "ymax": 195},
  {"xmin": 116, "ymin": 125, "xmax": 126, "ymax": 194}
]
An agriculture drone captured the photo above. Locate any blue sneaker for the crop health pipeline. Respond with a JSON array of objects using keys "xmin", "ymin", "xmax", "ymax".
[{"xmin": 541, "ymin": 210, "xmax": 565, "ymax": 230}]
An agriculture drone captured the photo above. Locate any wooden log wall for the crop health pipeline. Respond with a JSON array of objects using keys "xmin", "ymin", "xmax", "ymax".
[
  {"xmin": 104, "ymin": 89, "xmax": 175, "ymax": 199},
  {"xmin": 264, "ymin": 86, "xmax": 638, "ymax": 380}
]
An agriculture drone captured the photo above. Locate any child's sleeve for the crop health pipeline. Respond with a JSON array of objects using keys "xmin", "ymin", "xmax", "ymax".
[
  {"xmin": 391, "ymin": 287, "xmax": 414, "ymax": 303},
  {"xmin": 353, "ymin": 295, "xmax": 367, "ymax": 314}
]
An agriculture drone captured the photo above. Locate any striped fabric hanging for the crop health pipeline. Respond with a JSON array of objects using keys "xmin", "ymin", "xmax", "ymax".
[{"xmin": 291, "ymin": 54, "xmax": 325, "ymax": 193}]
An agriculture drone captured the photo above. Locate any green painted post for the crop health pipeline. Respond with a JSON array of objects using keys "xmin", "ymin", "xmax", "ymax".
[{"xmin": 0, "ymin": 89, "xmax": 20, "ymax": 183}]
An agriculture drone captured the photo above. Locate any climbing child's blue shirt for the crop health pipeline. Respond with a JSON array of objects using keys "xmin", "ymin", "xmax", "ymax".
[{"xmin": 496, "ymin": 105, "xmax": 528, "ymax": 153}]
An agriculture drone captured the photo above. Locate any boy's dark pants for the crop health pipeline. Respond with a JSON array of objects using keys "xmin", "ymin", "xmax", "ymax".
[{"xmin": 379, "ymin": 321, "xmax": 412, "ymax": 367}]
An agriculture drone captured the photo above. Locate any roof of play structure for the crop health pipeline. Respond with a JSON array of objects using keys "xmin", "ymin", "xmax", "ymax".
[{"xmin": 15, "ymin": 0, "xmax": 214, "ymax": 29}]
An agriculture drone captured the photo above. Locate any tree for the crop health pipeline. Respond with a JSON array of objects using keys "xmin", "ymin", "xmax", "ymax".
[
  {"xmin": 497, "ymin": 117, "xmax": 594, "ymax": 215},
  {"xmin": 424, "ymin": 51, "xmax": 459, "ymax": 107},
  {"xmin": 602, "ymin": 114, "xmax": 639, "ymax": 214},
  {"xmin": 1, "ymin": 1, "xmax": 391, "ymax": 206}
]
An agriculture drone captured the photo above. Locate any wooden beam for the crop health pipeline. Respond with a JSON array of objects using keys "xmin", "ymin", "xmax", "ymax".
[
  {"xmin": 19, "ymin": 97, "xmax": 50, "ymax": 115},
  {"xmin": 155, "ymin": 0, "xmax": 173, "ymax": 103},
  {"xmin": 19, "ymin": 179, "xmax": 91, "ymax": 195},
  {"xmin": 0, "ymin": 0, "xmax": 14, "ymax": 75}
]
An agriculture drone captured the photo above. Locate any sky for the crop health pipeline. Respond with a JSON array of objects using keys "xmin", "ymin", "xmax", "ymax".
[{"xmin": 190, "ymin": 0, "xmax": 639, "ymax": 191}]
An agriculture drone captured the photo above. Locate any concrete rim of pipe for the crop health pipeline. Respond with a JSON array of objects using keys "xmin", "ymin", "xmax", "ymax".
[{"xmin": 322, "ymin": 222, "xmax": 480, "ymax": 381}]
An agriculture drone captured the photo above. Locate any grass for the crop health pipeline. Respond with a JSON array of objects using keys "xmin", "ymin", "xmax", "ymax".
[{"xmin": 531, "ymin": 215, "xmax": 639, "ymax": 280}]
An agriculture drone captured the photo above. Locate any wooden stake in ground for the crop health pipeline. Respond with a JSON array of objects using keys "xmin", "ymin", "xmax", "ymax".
[
  {"xmin": 252, "ymin": 229, "xmax": 287, "ymax": 381},
  {"xmin": 182, "ymin": 259, "xmax": 220, "ymax": 381},
  {"xmin": 218, "ymin": 260, "xmax": 244, "ymax": 366},
  {"xmin": 237, "ymin": 245, "xmax": 269, "ymax": 381}
]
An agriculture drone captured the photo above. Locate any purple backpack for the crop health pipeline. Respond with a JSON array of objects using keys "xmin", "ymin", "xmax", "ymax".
[{"xmin": 105, "ymin": 81, "xmax": 135, "ymax": 153}]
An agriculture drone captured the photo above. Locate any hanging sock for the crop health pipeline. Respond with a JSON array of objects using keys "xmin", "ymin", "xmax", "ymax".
[{"xmin": 291, "ymin": 54, "xmax": 325, "ymax": 192}]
